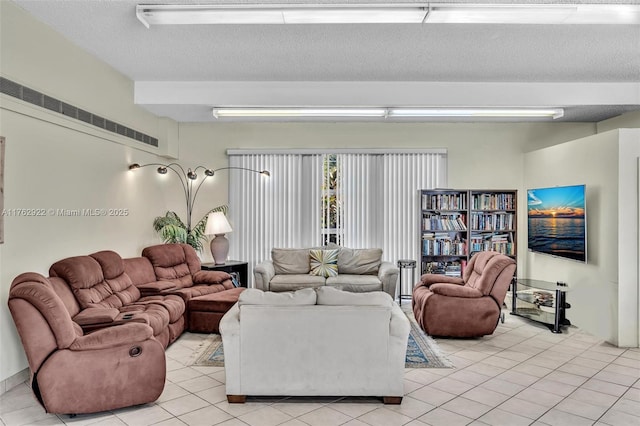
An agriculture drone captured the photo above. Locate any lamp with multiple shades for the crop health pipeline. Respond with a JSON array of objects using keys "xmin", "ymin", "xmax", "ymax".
[{"xmin": 128, "ymin": 162, "xmax": 269, "ymax": 252}]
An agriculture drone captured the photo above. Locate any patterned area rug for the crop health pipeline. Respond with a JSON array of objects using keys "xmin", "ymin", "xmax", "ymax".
[{"xmin": 191, "ymin": 306, "xmax": 453, "ymax": 369}]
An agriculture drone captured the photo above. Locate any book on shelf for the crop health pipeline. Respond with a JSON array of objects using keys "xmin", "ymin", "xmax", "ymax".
[
  {"xmin": 470, "ymin": 212, "xmax": 514, "ymax": 231},
  {"xmin": 472, "ymin": 193, "xmax": 515, "ymax": 210},
  {"xmin": 423, "ymin": 261, "xmax": 462, "ymax": 277},
  {"xmin": 422, "ymin": 192, "xmax": 467, "ymax": 211},
  {"xmin": 422, "ymin": 213, "xmax": 467, "ymax": 231}
]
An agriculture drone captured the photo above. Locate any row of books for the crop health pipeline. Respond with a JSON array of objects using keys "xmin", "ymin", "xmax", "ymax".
[
  {"xmin": 470, "ymin": 213, "xmax": 515, "ymax": 231},
  {"xmin": 422, "ymin": 193, "xmax": 467, "ymax": 211},
  {"xmin": 469, "ymin": 242, "xmax": 516, "ymax": 255},
  {"xmin": 471, "ymin": 193, "xmax": 515, "ymax": 211},
  {"xmin": 422, "ymin": 237, "xmax": 467, "ymax": 256},
  {"xmin": 422, "ymin": 260, "xmax": 467, "ymax": 277},
  {"xmin": 422, "ymin": 215, "xmax": 467, "ymax": 231}
]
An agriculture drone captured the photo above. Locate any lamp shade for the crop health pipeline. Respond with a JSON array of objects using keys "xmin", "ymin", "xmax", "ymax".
[{"xmin": 205, "ymin": 212, "xmax": 232, "ymax": 235}]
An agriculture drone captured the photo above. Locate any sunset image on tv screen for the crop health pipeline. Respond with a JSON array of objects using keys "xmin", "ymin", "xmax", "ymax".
[{"xmin": 527, "ymin": 185, "xmax": 586, "ymax": 262}]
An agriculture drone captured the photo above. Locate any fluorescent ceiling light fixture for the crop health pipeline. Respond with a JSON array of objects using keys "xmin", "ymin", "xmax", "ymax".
[
  {"xmin": 212, "ymin": 107, "xmax": 564, "ymax": 119},
  {"xmin": 136, "ymin": 3, "xmax": 640, "ymax": 26},
  {"xmin": 388, "ymin": 108, "xmax": 564, "ymax": 119},
  {"xmin": 425, "ymin": 4, "xmax": 640, "ymax": 25},
  {"xmin": 136, "ymin": 3, "xmax": 429, "ymax": 27},
  {"xmin": 213, "ymin": 108, "xmax": 387, "ymax": 118}
]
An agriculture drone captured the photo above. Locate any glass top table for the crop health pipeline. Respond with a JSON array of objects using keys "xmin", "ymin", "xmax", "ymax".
[{"xmin": 516, "ymin": 278, "xmax": 571, "ymax": 292}]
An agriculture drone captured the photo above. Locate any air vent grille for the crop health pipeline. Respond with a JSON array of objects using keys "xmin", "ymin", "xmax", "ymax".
[{"xmin": 0, "ymin": 77, "xmax": 158, "ymax": 147}]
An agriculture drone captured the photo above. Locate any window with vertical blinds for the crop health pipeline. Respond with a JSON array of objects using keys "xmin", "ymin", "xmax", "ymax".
[{"xmin": 228, "ymin": 149, "xmax": 447, "ymax": 287}]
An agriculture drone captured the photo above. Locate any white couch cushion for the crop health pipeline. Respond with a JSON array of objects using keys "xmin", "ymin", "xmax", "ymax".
[
  {"xmin": 316, "ymin": 286, "xmax": 392, "ymax": 307},
  {"xmin": 239, "ymin": 288, "xmax": 317, "ymax": 306},
  {"xmin": 272, "ymin": 248, "xmax": 310, "ymax": 274}
]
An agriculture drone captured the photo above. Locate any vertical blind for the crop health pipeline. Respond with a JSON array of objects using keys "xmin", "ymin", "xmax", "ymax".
[
  {"xmin": 228, "ymin": 154, "xmax": 322, "ymax": 286},
  {"xmin": 228, "ymin": 150, "xmax": 447, "ymax": 287}
]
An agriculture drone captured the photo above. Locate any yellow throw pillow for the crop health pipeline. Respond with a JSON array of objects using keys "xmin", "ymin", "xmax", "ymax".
[{"xmin": 309, "ymin": 249, "xmax": 339, "ymax": 278}]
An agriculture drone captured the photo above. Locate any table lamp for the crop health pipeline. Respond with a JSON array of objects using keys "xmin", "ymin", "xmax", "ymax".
[{"xmin": 205, "ymin": 212, "xmax": 233, "ymax": 264}]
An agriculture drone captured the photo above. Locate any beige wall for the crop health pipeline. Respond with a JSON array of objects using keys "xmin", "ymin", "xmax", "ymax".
[
  {"xmin": 523, "ymin": 130, "xmax": 640, "ymax": 346},
  {"xmin": 598, "ymin": 111, "xmax": 640, "ymax": 133},
  {"xmin": 0, "ymin": 1, "xmax": 175, "ymax": 382}
]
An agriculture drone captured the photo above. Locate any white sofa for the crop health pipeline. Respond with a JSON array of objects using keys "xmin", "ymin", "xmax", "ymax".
[
  {"xmin": 219, "ymin": 287, "xmax": 410, "ymax": 404},
  {"xmin": 254, "ymin": 247, "xmax": 399, "ymax": 298}
]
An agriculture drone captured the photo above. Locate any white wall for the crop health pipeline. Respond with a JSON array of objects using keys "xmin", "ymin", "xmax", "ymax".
[{"xmin": 524, "ymin": 130, "xmax": 640, "ymax": 346}]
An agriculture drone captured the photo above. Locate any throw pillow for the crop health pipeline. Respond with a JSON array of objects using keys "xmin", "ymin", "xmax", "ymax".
[
  {"xmin": 337, "ymin": 247, "xmax": 383, "ymax": 275},
  {"xmin": 271, "ymin": 248, "xmax": 311, "ymax": 274},
  {"xmin": 309, "ymin": 249, "xmax": 339, "ymax": 278}
]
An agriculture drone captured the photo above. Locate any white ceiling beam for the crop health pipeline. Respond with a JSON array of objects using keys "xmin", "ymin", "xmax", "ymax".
[{"xmin": 134, "ymin": 81, "xmax": 640, "ymax": 107}]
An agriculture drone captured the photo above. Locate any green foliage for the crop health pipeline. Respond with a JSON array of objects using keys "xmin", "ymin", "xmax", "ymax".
[{"xmin": 152, "ymin": 205, "xmax": 229, "ymax": 252}]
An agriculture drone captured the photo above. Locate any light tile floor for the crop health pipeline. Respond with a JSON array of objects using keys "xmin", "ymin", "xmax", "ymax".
[{"xmin": 1, "ymin": 312, "xmax": 639, "ymax": 426}]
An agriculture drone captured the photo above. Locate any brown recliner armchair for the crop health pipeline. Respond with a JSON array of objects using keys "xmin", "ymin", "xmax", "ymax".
[
  {"xmin": 8, "ymin": 273, "xmax": 166, "ymax": 414},
  {"xmin": 412, "ymin": 251, "xmax": 516, "ymax": 337}
]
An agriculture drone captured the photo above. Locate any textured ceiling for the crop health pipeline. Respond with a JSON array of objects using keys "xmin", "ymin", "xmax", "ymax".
[{"xmin": 11, "ymin": 0, "xmax": 640, "ymax": 122}]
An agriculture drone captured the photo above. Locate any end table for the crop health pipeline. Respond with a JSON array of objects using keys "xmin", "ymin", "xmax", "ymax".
[{"xmin": 201, "ymin": 260, "xmax": 249, "ymax": 288}]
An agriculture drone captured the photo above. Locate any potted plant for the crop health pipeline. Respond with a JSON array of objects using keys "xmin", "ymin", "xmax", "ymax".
[{"xmin": 152, "ymin": 205, "xmax": 228, "ymax": 252}]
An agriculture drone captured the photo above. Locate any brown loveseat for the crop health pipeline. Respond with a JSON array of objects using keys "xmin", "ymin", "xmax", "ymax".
[
  {"xmin": 8, "ymin": 243, "xmax": 241, "ymax": 414},
  {"xmin": 412, "ymin": 251, "xmax": 516, "ymax": 337}
]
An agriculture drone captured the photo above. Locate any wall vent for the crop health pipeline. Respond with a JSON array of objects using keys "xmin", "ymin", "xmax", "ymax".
[{"xmin": 0, "ymin": 77, "xmax": 158, "ymax": 147}]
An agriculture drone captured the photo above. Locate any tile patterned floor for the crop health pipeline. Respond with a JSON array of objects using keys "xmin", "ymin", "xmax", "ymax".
[{"xmin": 1, "ymin": 312, "xmax": 639, "ymax": 426}]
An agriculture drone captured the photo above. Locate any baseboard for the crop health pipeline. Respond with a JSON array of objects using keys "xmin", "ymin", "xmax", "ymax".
[{"xmin": 0, "ymin": 368, "xmax": 29, "ymax": 396}]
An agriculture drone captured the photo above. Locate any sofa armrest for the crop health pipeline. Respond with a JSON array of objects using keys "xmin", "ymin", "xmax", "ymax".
[
  {"xmin": 389, "ymin": 304, "xmax": 411, "ymax": 339},
  {"xmin": 69, "ymin": 323, "xmax": 154, "ymax": 351},
  {"xmin": 192, "ymin": 270, "xmax": 232, "ymax": 285},
  {"xmin": 420, "ymin": 274, "xmax": 465, "ymax": 287},
  {"xmin": 136, "ymin": 280, "xmax": 178, "ymax": 296},
  {"xmin": 430, "ymin": 283, "xmax": 483, "ymax": 298},
  {"xmin": 254, "ymin": 260, "xmax": 275, "ymax": 291},
  {"xmin": 73, "ymin": 308, "xmax": 119, "ymax": 326},
  {"xmin": 378, "ymin": 262, "xmax": 399, "ymax": 299}
]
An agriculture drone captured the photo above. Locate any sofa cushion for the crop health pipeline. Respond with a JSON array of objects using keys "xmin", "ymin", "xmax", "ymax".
[
  {"xmin": 50, "ymin": 256, "xmax": 122, "ymax": 309},
  {"xmin": 239, "ymin": 288, "xmax": 317, "ymax": 306},
  {"xmin": 337, "ymin": 248, "xmax": 382, "ymax": 275},
  {"xmin": 270, "ymin": 274, "xmax": 326, "ymax": 292},
  {"xmin": 309, "ymin": 249, "xmax": 339, "ymax": 278},
  {"xmin": 325, "ymin": 275, "xmax": 383, "ymax": 293},
  {"xmin": 137, "ymin": 295, "xmax": 186, "ymax": 322},
  {"xmin": 90, "ymin": 251, "xmax": 141, "ymax": 306},
  {"xmin": 142, "ymin": 243, "xmax": 200, "ymax": 288},
  {"xmin": 272, "ymin": 248, "xmax": 310, "ymax": 274},
  {"xmin": 316, "ymin": 286, "xmax": 392, "ymax": 307}
]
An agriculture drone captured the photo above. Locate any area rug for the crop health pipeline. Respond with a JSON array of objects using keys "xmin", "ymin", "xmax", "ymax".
[{"xmin": 191, "ymin": 307, "xmax": 453, "ymax": 369}]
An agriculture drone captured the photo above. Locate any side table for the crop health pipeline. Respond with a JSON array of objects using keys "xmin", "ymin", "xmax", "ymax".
[
  {"xmin": 201, "ymin": 261, "xmax": 249, "ymax": 288},
  {"xmin": 397, "ymin": 259, "xmax": 416, "ymax": 305},
  {"xmin": 511, "ymin": 278, "xmax": 571, "ymax": 333}
]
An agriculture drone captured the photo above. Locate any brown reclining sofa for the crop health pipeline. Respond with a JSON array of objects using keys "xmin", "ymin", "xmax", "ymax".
[{"xmin": 8, "ymin": 243, "xmax": 241, "ymax": 415}]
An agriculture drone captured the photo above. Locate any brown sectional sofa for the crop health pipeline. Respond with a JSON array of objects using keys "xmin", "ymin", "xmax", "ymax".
[{"xmin": 8, "ymin": 243, "xmax": 242, "ymax": 415}]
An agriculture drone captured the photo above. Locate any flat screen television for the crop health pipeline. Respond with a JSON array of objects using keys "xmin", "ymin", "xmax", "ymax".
[{"xmin": 527, "ymin": 184, "xmax": 587, "ymax": 263}]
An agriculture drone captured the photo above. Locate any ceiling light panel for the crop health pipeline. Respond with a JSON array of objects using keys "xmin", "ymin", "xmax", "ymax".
[
  {"xmin": 136, "ymin": 3, "xmax": 640, "ymax": 27},
  {"xmin": 388, "ymin": 108, "xmax": 564, "ymax": 118},
  {"xmin": 212, "ymin": 107, "xmax": 564, "ymax": 120},
  {"xmin": 425, "ymin": 4, "xmax": 640, "ymax": 25},
  {"xmin": 213, "ymin": 108, "xmax": 387, "ymax": 118}
]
